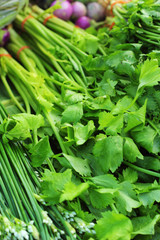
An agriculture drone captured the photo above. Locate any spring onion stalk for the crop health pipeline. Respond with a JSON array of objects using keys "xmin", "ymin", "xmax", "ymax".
[
  {"xmin": 0, "ymin": 104, "xmax": 49, "ymax": 239},
  {"xmin": 11, "ymin": 28, "xmax": 86, "ymax": 91},
  {"xmin": 0, "ymin": 103, "xmax": 77, "ymax": 239},
  {"xmin": 0, "ymin": 48, "xmax": 68, "ymax": 154},
  {"xmin": 15, "ymin": 12, "xmax": 88, "ymax": 85},
  {"xmin": 32, "ymin": 5, "xmax": 91, "ymax": 39},
  {"xmin": 0, "ymin": 47, "xmax": 91, "ymax": 154},
  {"xmin": 31, "ymin": 5, "xmax": 105, "ymax": 56},
  {"xmin": 0, "ymin": 0, "xmax": 28, "ymax": 29},
  {"xmin": 7, "ymin": 29, "xmax": 62, "ymax": 100},
  {"xmin": 10, "ymin": 28, "xmax": 88, "ymax": 94},
  {"xmin": 7, "ymin": 28, "xmax": 48, "ymax": 75}
]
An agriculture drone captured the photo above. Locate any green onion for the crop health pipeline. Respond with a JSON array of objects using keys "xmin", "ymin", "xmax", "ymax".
[{"xmin": 0, "ymin": 0, "xmax": 28, "ymax": 29}]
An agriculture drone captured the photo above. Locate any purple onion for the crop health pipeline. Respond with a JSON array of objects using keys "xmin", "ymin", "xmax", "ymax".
[
  {"xmin": 0, "ymin": 29, "xmax": 10, "ymax": 47},
  {"xmin": 51, "ymin": 0, "xmax": 73, "ymax": 21},
  {"xmin": 75, "ymin": 16, "xmax": 90, "ymax": 29},
  {"xmin": 72, "ymin": 2, "xmax": 87, "ymax": 19},
  {"xmin": 87, "ymin": 2, "xmax": 105, "ymax": 21}
]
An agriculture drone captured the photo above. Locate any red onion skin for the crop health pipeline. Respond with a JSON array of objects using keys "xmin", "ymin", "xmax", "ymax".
[
  {"xmin": 72, "ymin": 2, "xmax": 87, "ymax": 19},
  {"xmin": 75, "ymin": 16, "xmax": 90, "ymax": 29},
  {"xmin": 0, "ymin": 29, "xmax": 10, "ymax": 46},
  {"xmin": 51, "ymin": 1, "xmax": 73, "ymax": 20},
  {"xmin": 87, "ymin": 2, "xmax": 105, "ymax": 21}
]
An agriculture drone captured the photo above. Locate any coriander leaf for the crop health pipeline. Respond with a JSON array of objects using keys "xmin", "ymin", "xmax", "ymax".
[
  {"xmin": 87, "ymin": 96, "xmax": 114, "ymax": 111},
  {"xmin": 123, "ymin": 137, "xmax": 143, "ymax": 163},
  {"xmin": 96, "ymin": 73, "xmax": 117, "ymax": 97},
  {"xmin": 98, "ymin": 112, "xmax": 123, "ymax": 135},
  {"xmin": 116, "ymin": 61, "xmax": 136, "ymax": 78},
  {"xmin": 60, "ymin": 182, "xmax": 89, "ymax": 202},
  {"xmin": 12, "ymin": 113, "xmax": 44, "ymax": 131},
  {"xmin": 63, "ymin": 154, "xmax": 91, "ymax": 176},
  {"xmin": 0, "ymin": 118, "xmax": 30, "ymax": 141},
  {"xmin": 41, "ymin": 169, "xmax": 88, "ymax": 204},
  {"xmin": 116, "ymin": 181, "xmax": 141, "ymax": 214},
  {"xmin": 125, "ymin": 100, "xmax": 147, "ymax": 132},
  {"xmin": 122, "ymin": 168, "xmax": 138, "ymax": 183},
  {"xmin": 132, "ymin": 215, "xmax": 160, "ymax": 236},
  {"xmin": 111, "ymin": 96, "xmax": 137, "ymax": 115},
  {"xmin": 99, "ymin": 112, "xmax": 114, "ymax": 130},
  {"xmin": 93, "ymin": 136, "xmax": 123, "ymax": 173},
  {"xmin": 131, "ymin": 126, "xmax": 157, "ymax": 153},
  {"xmin": 83, "ymin": 55, "xmax": 108, "ymax": 71},
  {"xmin": 137, "ymin": 156, "xmax": 160, "ymax": 172},
  {"xmin": 89, "ymin": 174, "xmax": 118, "ymax": 189},
  {"xmin": 106, "ymin": 50, "xmax": 137, "ymax": 69},
  {"xmin": 30, "ymin": 136, "xmax": 53, "ymax": 167},
  {"xmin": 152, "ymin": 135, "xmax": 160, "ymax": 154},
  {"xmin": 61, "ymin": 103, "xmax": 83, "ymax": 124},
  {"xmin": 138, "ymin": 59, "xmax": 160, "ymax": 91},
  {"xmin": 36, "ymin": 94, "xmax": 53, "ymax": 111},
  {"xmin": 56, "ymin": 156, "xmax": 72, "ymax": 168},
  {"xmin": 95, "ymin": 211, "xmax": 133, "ymax": 240},
  {"xmin": 73, "ymin": 120, "xmax": 95, "ymax": 145},
  {"xmin": 138, "ymin": 189, "xmax": 160, "ymax": 207},
  {"xmin": 89, "ymin": 189, "xmax": 114, "ymax": 209},
  {"xmin": 76, "ymin": 211, "xmax": 95, "ymax": 223},
  {"xmin": 63, "ymin": 90, "xmax": 83, "ymax": 104},
  {"xmin": 0, "ymin": 113, "xmax": 44, "ymax": 141},
  {"xmin": 41, "ymin": 169, "xmax": 72, "ymax": 205},
  {"xmin": 77, "ymin": 35, "xmax": 99, "ymax": 54},
  {"xmin": 97, "ymin": 188, "xmax": 118, "ymax": 196},
  {"xmin": 69, "ymin": 200, "xmax": 95, "ymax": 222}
]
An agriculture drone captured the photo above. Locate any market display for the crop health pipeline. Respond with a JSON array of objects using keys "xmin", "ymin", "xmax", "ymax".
[{"xmin": 0, "ymin": 1, "xmax": 160, "ymax": 240}]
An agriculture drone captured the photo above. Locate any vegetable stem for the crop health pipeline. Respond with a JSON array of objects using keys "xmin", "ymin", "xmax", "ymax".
[{"xmin": 124, "ymin": 162, "xmax": 160, "ymax": 178}]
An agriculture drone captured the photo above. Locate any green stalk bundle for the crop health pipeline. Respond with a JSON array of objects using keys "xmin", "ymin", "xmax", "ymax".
[
  {"xmin": 2, "ymin": 1, "xmax": 160, "ymax": 239},
  {"xmin": 0, "ymin": 0, "xmax": 28, "ymax": 29}
]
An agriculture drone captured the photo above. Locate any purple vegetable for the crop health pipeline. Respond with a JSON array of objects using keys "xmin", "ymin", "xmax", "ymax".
[
  {"xmin": 0, "ymin": 29, "xmax": 10, "ymax": 47},
  {"xmin": 51, "ymin": 0, "xmax": 73, "ymax": 21},
  {"xmin": 72, "ymin": 2, "xmax": 87, "ymax": 19},
  {"xmin": 87, "ymin": 2, "xmax": 105, "ymax": 21},
  {"xmin": 75, "ymin": 16, "xmax": 90, "ymax": 29}
]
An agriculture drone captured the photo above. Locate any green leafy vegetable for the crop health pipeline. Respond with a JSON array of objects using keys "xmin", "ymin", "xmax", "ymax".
[
  {"xmin": 61, "ymin": 103, "xmax": 83, "ymax": 124},
  {"xmin": 0, "ymin": 113, "xmax": 44, "ymax": 142},
  {"xmin": 93, "ymin": 136, "xmax": 123, "ymax": 173},
  {"xmin": 63, "ymin": 154, "xmax": 92, "ymax": 176},
  {"xmin": 95, "ymin": 211, "xmax": 133, "ymax": 240},
  {"xmin": 30, "ymin": 136, "xmax": 53, "ymax": 167},
  {"xmin": 41, "ymin": 169, "xmax": 89, "ymax": 204}
]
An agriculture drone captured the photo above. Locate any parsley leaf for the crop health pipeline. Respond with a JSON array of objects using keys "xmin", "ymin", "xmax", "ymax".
[
  {"xmin": 60, "ymin": 182, "xmax": 89, "ymax": 202},
  {"xmin": 63, "ymin": 154, "xmax": 92, "ymax": 176},
  {"xmin": 122, "ymin": 167, "xmax": 138, "ymax": 183},
  {"xmin": 61, "ymin": 103, "xmax": 83, "ymax": 124},
  {"xmin": 89, "ymin": 189, "xmax": 114, "ymax": 209},
  {"xmin": 99, "ymin": 112, "xmax": 123, "ymax": 136},
  {"xmin": 41, "ymin": 169, "xmax": 89, "ymax": 204},
  {"xmin": 93, "ymin": 136, "xmax": 123, "ymax": 173},
  {"xmin": 90, "ymin": 174, "xmax": 118, "ymax": 189},
  {"xmin": 123, "ymin": 137, "xmax": 143, "ymax": 163},
  {"xmin": 0, "ymin": 113, "xmax": 44, "ymax": 142},
  {"xmin": 115, "ymin": 181, "xmax": 141, "ymax": 214},
  {"xmin": 95, "ymin": 211, "xmax": 133, "ymax": 240},
  {"xmin": 30, "ymin": 136, "xmax": 53, "ymax": 167},
  {"xmin": 131, "ymin": 126, "xmax": 157, "ymax": 153},
  {"xmin": 132, "ymin": 215, "xmax": 160, "ymax": 236},
  {"xmin": 138, "ymin": 59, "xmax": 160, "ymax": 91},
  {"xmin": 73, "ymin": 120, "xmax": 95, "ymax": 145}
]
